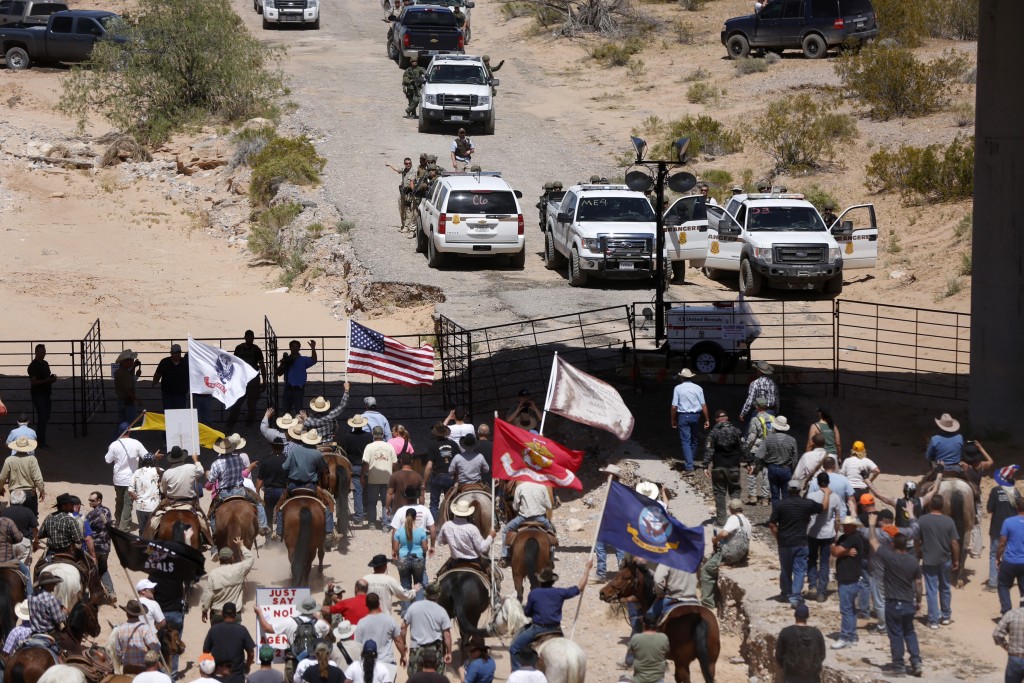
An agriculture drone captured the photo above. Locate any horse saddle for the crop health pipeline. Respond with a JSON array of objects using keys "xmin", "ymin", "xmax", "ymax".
[
  {"xmin": 532, "ymin": 629, "xmax": 564, "ymax": 647},
  {"xmin": 65, "ymin": 645, "xmax": 114, "ymax": 681},
  {"xmin": 658, "ymin": 602, "xmax": 716, "ymax": 630},
  {"xmin": 508, "ymin": 522, "xmax": 558, "ymax": 547},
  {"xmin": 34, "ymin": 553, "xmax": 93, "ymax": 587},
  {"xmin": 438, "ymin": 561, "xmax": 492, "ymax": 587},
  {"xmin": 281, "ymin": 490, "xmax": 328, "ymax": 513},
  {"xmin": 20, "ymin": 634, "xmax": 61, "ymax": 663},
  {"xmin": 209, "ymin": 493, "xmax": 257, "ymax": 518}
]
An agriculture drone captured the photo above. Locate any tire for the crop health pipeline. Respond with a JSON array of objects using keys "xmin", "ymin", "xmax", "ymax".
[
  {"xmin": 387, "ymin": 39, "xmax": 398, "ymax": 62},
  {"xmin": 482, "ymin": 111, "xmax": 495, "ymax": 135},
  {"xmin": 415, "ymin": 217, "xmax": 427, "ymax": 253},
  {"xmin": 739, "ymin": 258, "xmax": 763, "ymax": 297},
  {"xmin": 702, "ymin": 266, "xmax": 724, "ymax": 281},
  {"xmin": 690, "ymin": 343, "xmax": 724, "ymax": 375},
  {"xmin": 663, "ymin": 260, "xmax": 674, "ymax": 286},
  {"xmin": 398, "ymin": 53, "xmax": 411, "ymax": 69},
  {"xmin": 543, "ymin": 232, "xmax": 565, "ymax": 270},
  {"xmin": 262, "ymin": 16, "xmax": 271, "ymax": 29},
  {"xmin": 567, "ymin": 247, "xmax": 588, "ymax": 287},
  {"xmin": 427, "ymin": 231, "xmax": 445, "ymax": 268},
  {"xmin": 726, "ymin": 34, "xmax": 750, "ymax": 60},
  {"xmin": 418, "ymin": 109, "xmax": 429, "ymax": 134},
  {"xmin": 4, "ymin": 47, "xmax": 29, "ymax": 70},
  {"xmin": 509, "ymin": 247, "xmax": 525, "ymax": 269},
  {"xmin": 823, "ymin": 272, "xmax": 844, "ymax": 294},
  {"xmin": 802, "ymin": 33, "xmax": 827, "ymax": 59},
  {"xmin": 311, "ymin": 16, "xmax": 320, "ymax": 29}
]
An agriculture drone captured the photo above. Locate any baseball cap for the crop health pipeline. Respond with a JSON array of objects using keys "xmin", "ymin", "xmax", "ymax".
[
  {"xmin": 135, "ymin": 579, "xmax": 157, "ymax": 592},
  {"xmin": 794, "ymin": 603, "xmax": 810, "ymax": 620},
  {"xmin": 259, "ymin": 646, "xmax": 275, "ymax": 663},
  {"xmin": 199, "ymin": 654, "xmax": 215, "ymax": 675},
  {"xmin": 222, "ymin": 602, "xmax": 238, "ymax": 617},
  {"xmin": 859, "ymin": 493, "xmax": 876, "ymax": 506}
]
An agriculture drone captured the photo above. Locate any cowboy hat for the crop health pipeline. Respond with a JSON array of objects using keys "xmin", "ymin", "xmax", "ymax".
[
  {"xmin": 635, "ymin": 481, "xmax": 659, "ymax": 500},
  {"xmin": 403, "ymin": 484, "xmax": 422, "ymax": 500},
  {"xmin": 9, "ymin": 435, "xmax": 37, "ymax": 453},
  {"xmin": 297, "ymin": 596, "xmax": 319, "ymax": 616},
  {"xmin": 166, "ymin": 446, "xmax": 189, "ymax": 464},
  {"xmin": 430, "ymin": 421, "xmax": 451, "ymax": 438},
  {"xmin": 14, "ymin": 601, "xmax": 30, "ymax": 622},
  {"xmin": 772, "ymin": 416, "xmax": 791, "ymax": 431},
  {"xmin": 122, "ymin": 599, "xmax": 149, "ymax": 618},
  {"xmin": 55, "ymin": 493, "xmax": 78, "ymax": 508},
  {"xmin": 287, "ymin": 423, "xmax": 305, "ymax": 441},
  {"xmin": 228, "ymin": 433, "xmax": 247, "ymax": 450},
  {"xmin": 276, "ymin": 413, "xmax": 298, "ymax": 429},
  {"xmin": 450, "ymin": 500, "xmax": 475, "ymax": 517},
  {"xmin": 347, "ymin": 414, "xmax": 369, "ymax": 429},
  {"xmin": 678, "ymin": 368, "xmax": 696, "ymax": 378},
  {"xmin": 212, "ymin": 437, "xmax": 234, "ymax": 455},
  {"xmin": 333, "ymin": 620, "xmax": 356, "ymax": 641},
  {"xmin": 309, "ymin": 396, "xmax": 332, "ymax": 412},
  {"xmin": 752, "ymin": 360, "xmax": 774, "ymax": 375},
  {"xmin": 536, "ymin": 567, "xmax": 558, "ymax": 584},
  {"xmin": 599, "ymin": 464, "xmax": 622, "ymax": 477},
  {"xmin": 841, "ymin": 515, "xmax": 863, "ymax": 527},
  {"xmin": 367, "ymin": 554, "xmax": 389, "ymax": 568},
  {"xmin": 934, "ymin": 413, "xmax": 960, "ymax": 432},
  {"xmin": 115, "ymin": 349, "xmax": 138, "ymax": 363},
  {"xmin": 301, "ymin": 429, "xmax": 323, "ymax": 446},
  {"xmin": 37, "ymin": 572, "xmax": 62, "ymax": 587}
]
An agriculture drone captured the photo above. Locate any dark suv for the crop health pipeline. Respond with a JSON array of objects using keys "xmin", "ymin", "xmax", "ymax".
[{"xmin": 721, "ymin": 0, "xmax": 878, "ymax": 60}]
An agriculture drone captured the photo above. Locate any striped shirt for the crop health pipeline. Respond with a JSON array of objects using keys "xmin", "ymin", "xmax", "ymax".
[
  {"xmin": 109, "ymin": 621, "xmax": 160, "ymax": 668},
  {"xmin": 740, "ymin": 376, "xmax": 780, "ymax": 418},
  {"xmin": 209, "ymin": 454, "xmax": 245, "ymax": 489},
  {"xmin": 303, "ymin": 391, "xmax": 350, "ymax": 443},
  {"xmin": 29, "ymin": 590, "xmax": 65, "ymax": 634}
]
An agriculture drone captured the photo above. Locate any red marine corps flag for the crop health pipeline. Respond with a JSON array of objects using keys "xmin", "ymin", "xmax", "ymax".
[{"xmin": 492, "ymin": 418, "xmax": 584, "ymax": 490}]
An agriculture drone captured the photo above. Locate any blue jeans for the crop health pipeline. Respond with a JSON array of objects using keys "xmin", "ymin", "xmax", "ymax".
[
  {"xmin": 838, "ymin": 582, "xmax": 859, "ymax": 642},
  {"xmin": 868, "ymin": 573, "xmax": 886, "ymax": 626},
  {"xmin": 806, "ymin": 537, "xmax": 833, "ymax": 595},
  {"xmin": 276, "ymin": 483, "xmax": 334, "ymax": 535},
  {"xmin": 857, "ymin": 575, "xmax": 872, "ymax": 617},
  {"xmin": 165, "ymin": 610, "xmax": 184, "ymax": 673},
  {"xmin": 1007, "ymin": 655, "xmax": 1024, "ymax": 683},
  {"xmin": 351, "ymin": 466, "xmax": 365, "ymax": 522},
  {"xmin": 502, "ymin": 515, "xmax": 554, "ymax": 559},
  {"xmin": 18, "ymin": 561, "xmax": 32, "ymax": 597},
  {"xmin": 990, "ymin": 539, "xmax": 1001, "ymax": 588},
  {"xmin": 216, "ymin": 486, "xmax": 269, "ymax": 530},
  {"xmin": 922, "ymin": 561, "xmax": 952, "ymax": 625},
  {"xmin": 510, "ymin": 623, "xmax": 559, "ymax": 671},
  {"xmin": 676, "ymin": 412, "xmax": 700, "ymax": 470},
  {"xmin": 778, "ymin": 545, "xmax": 808, "ymax": 605},
  {"xmin": 429, "ymin": 474, "xmax": 454, "ymax": 520},
  {"xmin": 397, "ymin": 555, "xmax": 427, "ymax": 613},
  {"xmin": 998, "ymin": 560, "xmax": 1024, "ymax": 614},
  {"xmin": 767, "ymin": 465, "xmax": 792, "ymax": 502},
  {"xmin": 596, "ymin": 541, "xmax": 624, "ymax": 578},
  {"xmin": 623, "ymin": 602, "xmax": 642, "ymax": 666},
  {"xmin": 885, "ymin": 599, "xmax": 921, "ymax": 669},
  {"xmin": 263, "ymin": 486, "xmax": 285, "ymax": 530}
]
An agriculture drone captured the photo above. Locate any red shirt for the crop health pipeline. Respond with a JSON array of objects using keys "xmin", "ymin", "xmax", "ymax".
[{"xmin": 328, "ymin": 595, "xmax": 369, "ymax": 624}]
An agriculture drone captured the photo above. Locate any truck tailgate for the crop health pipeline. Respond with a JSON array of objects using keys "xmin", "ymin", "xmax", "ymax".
[{"xmin": 445, "ymin": 214, "xmax": 519, "ymax": 244}]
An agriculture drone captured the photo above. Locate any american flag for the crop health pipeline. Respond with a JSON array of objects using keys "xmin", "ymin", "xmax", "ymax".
[{"xmin": 347, "ymin": 320, "xmax": 435, "ymax": 386}]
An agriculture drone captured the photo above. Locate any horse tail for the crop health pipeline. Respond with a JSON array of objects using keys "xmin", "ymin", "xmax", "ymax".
[
  {"xmin": 563, "ymin": 642, "xmax": 587, "ymax": 683},
  {"xmin": 453, "ymin": 578, "xmax": 489, "ymax": 637},
  {"xmin": 291, "ymin": 507, "xmax": 313, "ymax": 585},
  {"xmin": 950, "ymin": 485, "xmax": 968, "ymax": 548},
  {"xmin": 9, "ymin": 662, "xmax": 26, "ymax": 683},
  {"xmin": 695, "ymin": 616, "xmax": 713, "ymax": 683},
  {"xmin": 172, "ymin": 520, "xmax": 189, "ymax": 545},
  {"xmin": 524, "ymin": 536, "xmax": 540, "ymax": 589},
  {"xmin": 0, "ymin": 575, "xmax": 13, "ymax": 643}
]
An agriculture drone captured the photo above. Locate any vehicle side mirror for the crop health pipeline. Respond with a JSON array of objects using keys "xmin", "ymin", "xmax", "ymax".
[
  {"xmin": 556, "ymin": 212, "xmax": 571, "ymax": 223},
  {"xmin": 831, "ymin": 221, "xmax": 853, "ymax": 236},
  {"xmin": 491, "ymin": 78, "xmax": 499, "ymax": 87},
  {"xmin": 514, "ymin": 190, "xmax": 523, "ymax": 198}
]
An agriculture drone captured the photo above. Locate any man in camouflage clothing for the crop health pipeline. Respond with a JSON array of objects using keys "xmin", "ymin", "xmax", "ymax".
[
  {"xmin": 401, "ymin": 583, "xmax": 452, "ymax": 676},
  {"xmin": 403, "ymin": 59, "xmax": 426, "ymax": 119},
  {"xmin": 483, "ymin": 55, "xmax": 504, "ymax": 95}
]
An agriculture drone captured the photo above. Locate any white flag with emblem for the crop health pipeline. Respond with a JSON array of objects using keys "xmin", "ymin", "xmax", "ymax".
[
  {"xmin": 188, "ymin": 337, "xmax": 258, "ymax": 408},
  {"xmin": 543, "ymin": 354, "xmax": 635, "ymax": 441}
]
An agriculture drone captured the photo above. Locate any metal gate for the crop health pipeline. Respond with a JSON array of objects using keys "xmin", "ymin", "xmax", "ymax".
[
  {"xmin": 263, "ymin": 316, "xmax": 279, "ymax": 409},
  {"xmin": 78, "ymin": 319, "xmax": 104, "ymax": 436},
  {"xmin": 435, "ymin": 314, "xmax": 472, "ymax": 411}
]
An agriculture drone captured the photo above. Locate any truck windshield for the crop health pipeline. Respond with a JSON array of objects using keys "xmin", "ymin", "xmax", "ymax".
[
  {"xmin": 404, "ymin": 10, "xmax": 457, "ymax": 26},
  {"xmin": 429, "ymin": 64, "xmax": 486, "ymax": 83},
  {"xmin": 747, "ymin": 206, "xmax": 825, "ymax": 232},
  {"xmin": 576, "ymin": 197, "xmax": 655, "ymax": 222},
  {"xmin": 447, "ymin": 191, "xmax": 518, "ymax": 215}
]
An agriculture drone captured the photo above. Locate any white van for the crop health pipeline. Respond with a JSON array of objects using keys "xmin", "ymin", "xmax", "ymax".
[{"xmin": 665, "ymin": 299, "xmax": 761, "ymax": 374}]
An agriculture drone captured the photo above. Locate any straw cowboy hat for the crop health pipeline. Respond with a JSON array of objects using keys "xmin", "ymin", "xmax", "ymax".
[
  {"xmin": 115, "ymin": 349, "xmax": 138, "ymax": 363},
  {"xmin": 276, "ymin": 413, "xmax": 299, "ymax": 430},
  {"xmin": 228, "ymin": 433, "xmax": 247, "ymax": 451},
  {"xmin": 333, "ymin": 620, "xmax": 356, "ymax": 641},
  {"xmin": 450, "ymin": 500, "xmax": 475, "ymax": 517},
  {"xmin": 678, "ymin": 368, "xmax": 696, "ymax": 378},
  {"xmin": 772, "ymin": 416, "xmax": 791, "ymax": 431},
  {"xmin": 301, "ymin": 429, "xmax": 323, "ymax": 446},
  {"xmin": 212, "ymin": 437, "xmax": 235, "ymax": 455},
  {"xmin": 752, "ymin": 360, "xmax": 774, "ymax": 375},
  {"xmin": 934, "ymin": 413, "xmax": 960, "ymax": 432},
  {"xmin": 309, "ymin": 396, "xmax": 332, "ymax": 412},
  {"xmin": 635, "ymin": 481, "xmax": 660, "ymax": 500},
  {"xmin": 287, "ymin": 423, "xmax": 306, "ymax": 440},
  {"xmin": 347, "ymin": 414, "xmax": 369, "ymax": 429},
  {"xmin": 14, "ymin": 601, "xmax": 30, "ymax": 622},
  {"xmin": 9, "ymin": 436, "xmax": 37, "ymax": 453}
]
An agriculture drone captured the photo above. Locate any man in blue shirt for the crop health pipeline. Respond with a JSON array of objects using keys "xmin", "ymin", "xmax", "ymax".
[
  {"xmin": 6, "ymin": 414, "xmax": 37, "ymax": 457},
  {"xmin": 276, "ymin": 340, "xmax": 317, "ymax": 415},
  {"xmin": 808, "ymin": 456, "xmax": 855, "ymax": 517},
  {"xmin": 925, "ymin": 413, "xmax": 964, "ymax": 471},
  {"xmin": 669, "ymin": 369, "xmax": 709, "ymax": 475},
  {"xmin": 997, "ymin": 496, "xmax": 1024, "ymax": 615},
  {"xmin": 508, "ymin": 559, "xmax": 591, "ymax": 671}
]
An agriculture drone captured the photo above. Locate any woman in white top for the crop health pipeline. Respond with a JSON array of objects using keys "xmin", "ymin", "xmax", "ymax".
[
  {"xmin": 344, "ymin": 640, "xmax": 393, "ymax": 683},
  {"xmin": 443, "ymin": 407, "xmax": 475, "ymax": 448},
  {"xmin": 838, "ymin": 440, "xmax": 879, "ymax": 502}
]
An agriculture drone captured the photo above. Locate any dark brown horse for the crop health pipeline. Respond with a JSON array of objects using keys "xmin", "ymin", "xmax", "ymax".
[
  {"xmin": 0, "ymin": 565, "xmax": 28, "ymax": 644},
  {"xmin": 440, "ymin": 487, "xmax": 493, "ymax": 537},
  {"xmin": 213, "ymin": 498, "xmax": 259, "ymax": 557},
  {"xmin": 283, "ymin": 494, "xmax": 326, "ymax": 586},
  {"xmin": 437, "ymin": 568, "xmax": 491, "ymax": 652},
  {"xmin": 320, "ymin": 446, "xmax": 352, "ymax": 538},
  {"xmin": 5, "ymin": 600, "xmax": 102, "ymax": 683},
  {"xmin": 600, "ymin": 558, "xmax": 720, "ymax": 683},
  {"xmin": 144, "ymin": 509, "xmax": 206, "ymax": 549},
  {"xmin": 508, "ymin": 526, "xmax": 555, "ymax": 602}
]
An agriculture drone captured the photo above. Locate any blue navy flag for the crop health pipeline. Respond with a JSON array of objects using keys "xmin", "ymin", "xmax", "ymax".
[{"xmin": 596, "ymin": 481, "xmax": 705, "ymax": 573}]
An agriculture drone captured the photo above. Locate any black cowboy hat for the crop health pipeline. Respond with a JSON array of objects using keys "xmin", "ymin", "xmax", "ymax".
[
  {"xmin": 403, "ymin": 484, "xmax": 421, "ymax": 500},
  {"xmin": 167, "ymin": 446, "xmax": 189, "ymax": 464},
  {"xmin": 368, "ymin": 554, "xmax": 389, "ymax": 568},
  {"xmin": 537, "ymin": 567, "xmax": 558, "ymax": 585},
  {"xmin": 430, "ymin": 422, "xmax": 451, "ymax": 438},
  {"xmin": 54, "ymin": 493, "xmax": 80, "ymax": 508}
]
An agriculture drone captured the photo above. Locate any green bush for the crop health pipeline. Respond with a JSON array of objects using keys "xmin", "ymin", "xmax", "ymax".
[
  {"xmin": 864, "ymin": 134, "xmax": 974, "ymax": 203},
  {"xmin": 800, "ymin": 184, "xmax": 840, "ymax": 213},
  {"xmin": 499, "ymin": 1, "xmax": 532, "ymax": 19},
  {"xmin": 248, "ymin": 223, "xmax": 283, "ymax": 263},
  {"xmin": 752, "ymin": 93, "xmax": 858, "ymax": 172},
  {"xmin": 59, "ymin": 0, "xmax": 283, "ymax": 145},
  {"xmin": 700, "ymin": 169, "xmax": 733, "ymax": 203},
  {"xmin": 958, "ymin": 252, "xmax": 972, "ymax": 276},
  {"xmin": 734, "ymin": 57, "xmax": 769, "ymax": 75},
  {"xmin": 590, "ymin": 38, "xmax": 645, "ymax": 66},
  {"xmin": 248, "ymin": 136, "xmax": 326, "ymax": 207},
  {"xmin": 230, "ymin": 126, "xmax": 278, "ymax": 170},
  {"xmin": 929, "ymin": 0, "xmax": 978, "ymax": 40},
  {"xmin": 870, "ymin": 0, "xmax": 928, "ymax": 46},
  {"xmin": 683, "ymin": 66, "xmax": 709, "ymax": 82},
  {"xmin": 835, "ymin": 45, "xmax": 970, "ymax": 120},
  {"xmin": 686, "ymin": 82, "xmax": 718, "ymax": 104},
  {"xmin": 279, "ymin": 250, "xmax": 308, "ymax": 287},
  {"xmin": 634, "ymin": 114, "xmax": 743, "ymax": 159},
  {"xmin": 953, "ymin": 214, "xmax": 972, "ymax": 242}
]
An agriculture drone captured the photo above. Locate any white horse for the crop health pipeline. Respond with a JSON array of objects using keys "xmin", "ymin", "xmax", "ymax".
[
  {"xmin": 42, "ymin": 562, "xmax": 83, "ymax": 610},
  {"xmin": 491, "ymin": 596, "xmax": 586, "ymax": 683}
]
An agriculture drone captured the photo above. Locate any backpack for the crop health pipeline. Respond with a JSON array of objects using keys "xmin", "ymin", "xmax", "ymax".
[{"xmin": 292, "ymin": 617, "xmax": 318, "ymax": 658}]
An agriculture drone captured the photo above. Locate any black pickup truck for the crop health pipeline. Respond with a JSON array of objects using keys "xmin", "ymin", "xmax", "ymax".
[
  {"xmin": 0, "ymin": 0, "xmax": 68, "ymax": 27},
  {"xmin": 1, "ymin": 9, "xmax": 119, "ymax": 70},
  {"xmin": 386, "ymin": 6, "xmax": 463, "ymax": 69}
]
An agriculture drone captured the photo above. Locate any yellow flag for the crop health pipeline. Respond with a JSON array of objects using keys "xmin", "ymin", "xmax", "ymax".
[{"xmin": 133, "ymin": 412, "xmax": 224, "ymax": 449}]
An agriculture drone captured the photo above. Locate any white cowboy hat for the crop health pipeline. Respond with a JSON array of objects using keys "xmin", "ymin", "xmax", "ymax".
[
  {"xmin": 934, "ymin": 413, "xmax": 960, "ymax": 433},
  {"xmin": 212, "ymin": 437, "xmax": 235, "ymax": 455},
  {"xmin": 301, "ymin": 429, "xmax": 323, "ymax": 446},
  {"xmin": 276, "ymin": 413, "xmax": 298, "ymax": 429},
  {"xmin": 635, "ymin": 481, "xmax": 659, "ymax": 500},
  {"xmin": 347, "ymin": 414, "xmax": 369, "ymax": 428},
  {"xmin": 9, "ymin": 435, "xmax": 37, "ymax": 453},
  {"xmin": 334, "ymin": 620, "xmax": 356, "ymax": 641},
  {"xmin": 752, "ymin": 360, "xmax": 774, "ymax": 375},
  {"xmin": 309, "ymin": 396, "xmax": 332, "ymax": 412},
  {"xmin": 115, "ymin": 349, "xmax": 138, "ymax": 363},
  {"xmin": 678, "ymin": 368, "xmax": 696, "ymax": 378},
  {"xmin": 287, "ymin": 423, "xmax": 306, "ymax": 440},
  {"xmin": 228, "ymin": 433, "xmax": 247, "ymax": 450},
  {"xmin": 14, "ymin": 601, "xmax": 29, "ymax": 622},
  {"xmin": 599, "ymin": 464, "xmax": 622, "ymax": 477},
  {"xmin": 772, "ymin": 416, "xmax": 791, "ymax": 431},
  {"xmin": 450, "ymin": 500, "xmax": 475, "ymax": 517}
]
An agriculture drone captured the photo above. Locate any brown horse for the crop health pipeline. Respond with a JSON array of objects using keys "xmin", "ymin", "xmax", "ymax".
[
  {"xmin": 5, "ymin": 600, "xmax": 102, "ymax": 683},
  {"xmin": 283, "ymin": 494, "xmax": 326, "ymax": 586},
  {"xmin": 213, "ymin": 498, "xmax": 259, "ymax": 557},
  {"xmin": 440, "ymin": 487, "xmax": 493, "ymax": 537},
  {"xmin": 508, "ymin": 526, "xmax": 555, "ymax": 602},
  {"xmin": 917, "ymin": 474, "xmax": 977, "ymax": 587},
  {"xmin": 0, "ymin": 565, "xmax": 28, "ymax": 644},
  {"xmin": 600, "ymin": 558, "xmax": 720, "ymax": 683},
  {"xmin": 320, "ymin": 447, "xmax": 352, "ymax": 538},
  {"xmin": 144, "ymin": 509, "xmax": 206, "ymax": 549}
]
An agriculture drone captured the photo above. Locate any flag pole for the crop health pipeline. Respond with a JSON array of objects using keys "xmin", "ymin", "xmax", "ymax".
[
  {"xmin": 569, "ymin": 472, "xmax": 614, "ymax": 639},
  {"xmin": 538, "ymin": 352, "xmax": 558, "ymax": 436},
  {"xmin": 120, "ymin": 563, "xmax": 174, "ymax": 674},
  {"xmin": 490, "ymin": 411, "xmax": 498, "ymax": 611},
  {"xmin": 344, "ymin": 320, "xmax": 351, "ymax": 380},
  {"xmin": 188, "ymin": 336, "xmax": 199, "ymax": 458}
]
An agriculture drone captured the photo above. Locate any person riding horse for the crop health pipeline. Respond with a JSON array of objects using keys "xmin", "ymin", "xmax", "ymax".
[
  {"xmin": 508, "ymin": 561, "xmax": 591, "ymax": 672},
  {"xmin": 146, "ymin": 446, "xmax": 213, "ymax": 546},
  {"xmin": 271, "ymin": 426, "xmax": 338, "ymax": 543},
  {"xmin": 207, "ymin": 439, "xmax": 270, "ymax": 537},
  {"xmin": 35, "ymin": 494, "xmax": 100, "ymax": 597},
  {"xmin": 499, "ymin": 481, "xmax": 555, "ymax": 569},
  {"xmin": 436, "ymin": 500, "xmax": 495, "ymax": 577}
]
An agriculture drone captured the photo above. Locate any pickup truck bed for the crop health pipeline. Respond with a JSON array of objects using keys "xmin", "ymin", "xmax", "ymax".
[
  {"xmin": 1, "ymin": 9, "xmax": 117, "ymax": 70},
  {"xmin": 386, "ymin": 6, "xmax": 462, "ymax": 68}
]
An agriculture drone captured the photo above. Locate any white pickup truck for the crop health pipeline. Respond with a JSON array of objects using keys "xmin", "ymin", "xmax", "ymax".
[
  {"xmin": 539, "ymin": 182, "xmax": 662, "ymax": 287},
  {"xmin": 259, "ymin": 0, "xmax": 319, "ymax": 29},
  {"xmin": 675, "ymin": 192, "xmax": 877, "ymax": 296},
  {"xmin": 419, "ymin": 54, "xmax": 495, "ymax": 134}
]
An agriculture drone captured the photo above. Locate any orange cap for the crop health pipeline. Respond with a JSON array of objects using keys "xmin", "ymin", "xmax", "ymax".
[
  {"xmin": 852, "ymin": 440, "xmax": 866, "ymax": 452},
  {"xmin": 859, "ymin": 493, "xmax": 875, "ymax": 506}
]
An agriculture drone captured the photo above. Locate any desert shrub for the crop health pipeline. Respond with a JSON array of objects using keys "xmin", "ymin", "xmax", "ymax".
[
  {"xmin": 800, "ymin": 184, "xmax": 840, "ymax": 213},
  {"xmin": 672, "ymin": 20, "xmax": 695, "ymax": 43},
  {"xmin": 59, "ymin": 0, "xmax": 283, "ymax": 145},
  {"xmin": 686, "ymin": 82, "xmax": 718, "ymax": 104},
  {"xmin": 500, "ymin": 0, "xmax": 533, "ymax": 18},
  {"xmin": 940, "ymin": 276, "xmax": 964, "ymax": 299},
  {"xmin": 525, "ymin": 0, "xmax": 656, "ymax": 37},
  {"xmin": 928, "ymin": 0, "xmax": 978, "ymax": 40},
  {"xmin": 835, "ymin": 44, "xmax": 970, "ymax": 120},
  {"xmin": 958, "ymin": 252, "xmax": 972, "ymax": 276},
  {"xmin": 752, "ymin": 93, "xmax": 858, "ymax": 172},
  {"xmin": 764, "ymin": 51, "xmax": 781, "ymax": 65},
  {"xmin": 734, "ymin": 57, "xmax": 768, "ymax": 75},
  {"xmin": 864, "ymin": 134, "xmax": 974, "ymax": 203},
  {"xmin": 870, "ymin": 0, "xmax": 928, "ymax": 46},
  {"xmin": 627, "ymin": 57, "xmax": 646, "ymax": 78},
  {"xmin": 886, "ymin": 231, "xmax": 902, "ymax": 254},
  {"xmin": 248, "ymin": 223, "xmax": 283, "ymax": 262},
  {"xmin": 634, "ymin": 114, "xmax": 743, "ymax": 159},
  {"xmin": 953, "ymin": 214, "xmax": 972, "ymax": 242},
  {"xmin": 683, "ymin": 66, "xmax": 709, "ymax": 82},
  {"xmin": 279, "ymin": 250, "xmax": 308, "ymax": 287},
  {"xmin": 336, "ymin": 220, "xmax": 356, "ymax": 234},
  {"xmin": 591, "ymin": 37, "xmax": 645, "ymax": 65},
  {"xmin": 230, "ymin": 126, "xmax": 277, "ymax": 170},
  {"xmin": 677, "ymin": 0, "xmax": 706, "ymax": 10},
  {"xmin": 952, "ymin": 101, "xmax": 975, "ymax": 128},
  {"xmin": 248, "ymin": 136, "xmax": 326, "ymax": 207},
  {"xmin": 963, "ymin": 66, "xmax": 977, "ymax": 84}
]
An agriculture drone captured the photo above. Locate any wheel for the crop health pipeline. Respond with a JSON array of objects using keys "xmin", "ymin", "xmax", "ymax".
[
  {"xmin": 739, "ymin": 258, "xmax": 763, "ymax": 296},
  {"xmin": 398, "ymin": 53, "xmax": 411, "ymax": 69},
  {"xmin": 726, "ymin": 34, "xmax": 750, "ymax": 60},
  {"xmin": 823, "ymin": 272, "xmax": 844, "ymax": 294},
  {"xmin": 415, "ymin": 217, "xmax": 427, "ymax": 253},
  {"xmin": 543, "ymin": 232, "xmax": 565, "ymax": 270},
  {"xmin": 310, "ymin": 15, "xmax": 320, "ymax": 29},
  {"xmin": 387, "ymin": 38, "xmax": 398, "ymax": 62},
  {"xmin": 4, "ymin": 47, "xmax": 29, "ymax": 70},
  {"xmin": 802, "ymin": 33, "xmax": 827, "ymax": 59},
  {"xmin": 662, "ymin": 260, "xmax": 674, "ymax": 286},
  {"xmin": 509, "ymin": 248, "xmax": 525, "ymax": 269},
  {"xmin": 669, "ymin": 260, "xmax": 686, "ymax": 284},
  {"xmin": 426, "ymin": 231, "xmax": 445, "ymax": 268},
  {"xmin": 690, "ymin": 343, "xmax": 724, "ymax": 375},
  {"xmin": 482, "ymin": 111, "xmax": 495, "ymax": 135},
  {"xmin": 418, "ymin": 109, "xmax": 429, "ymax": 133},
  {"xmin": 702, "ymin": 266, "xmax": 724, "ymax": 281},
  {"xmin": 262, "ymin": 16, "xmax": 271, "ymax": 29},
  {"xmin": 567, "ymin": 247, "xmax": 588, "ymax": 287}
]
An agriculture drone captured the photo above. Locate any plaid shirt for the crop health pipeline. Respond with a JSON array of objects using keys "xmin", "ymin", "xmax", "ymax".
[
  {"xmin": 40, "ymin": 511, "xmax": 84, "ymax": 552},
  {"xmin": 109, "ymin": 621, "xmax": 160, "ymax": 668},
  {"xmin": 86, "ymin": 505, "xmax": 113, "ymax": 554},
  {"xmin": 303, "ymin": 391, "xmax": 350, "ymax": 443},
  {"xmin": 740, "ymin": 376, "xmax": 780, "ymax": 418},
  {"xmin": 29, "ymin": 590, "xmax": 65, "ymax": 634},
  {"xmin": 995, "ymin": 607, "xmax": 1024, "ymax": 656},
  {"xmin": 3, "ymin": 625, "xmax": 30, "ymax": 654},
  {"xmin": 209, "ymin": 453, "xmax": 245, "ymax": 489},
  {"xmin": 755, "ymin": 432, "xmax": 799, "ymax": 470}
]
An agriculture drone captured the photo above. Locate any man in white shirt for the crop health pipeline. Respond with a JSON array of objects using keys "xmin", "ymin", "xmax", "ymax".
[
  {"xmin": 805, "ymin": 472, "xmax": 842, "ymax": 602},
  {"xmin": 133, "ymin": 650, "xmax": 172, "ymax": 683},
  {"xmin": 669, "ymin": 369, "xmax": 709, "ymax": 475},
  {"xmin": 104, "ymin": 431, "xmax": 148, "ymax": 531},
  {"xmin": 437, "ymin": 500, "xmax": 496, "ymax": 573},
  {"xmin": 499, "ymin": 482, "xmax": 554, "ymax": 567},
  {"xmin": 793, "ymin": 433, "xmax": 829, "ymax": 489},
  {"xmin": 135, "ymin": 579, "xmax": 167, "ymax": 634},
  {"xmin": 362, "ymin": 428, "xmax": 398, "ymax": 529},
  {"xmin": 700, "ymin": 499, "xmax": 751, "ymax": 608},
  {"xmin": 252, "ymin": 596, "xmax": 330, "ymax": 680},
  {"xmin": 442, "ymin": 407, "xmax": 475, "ymax": 448},
  {"xmin": 362, "ymin": 554, "xmax": 417, "ymax": 615}
]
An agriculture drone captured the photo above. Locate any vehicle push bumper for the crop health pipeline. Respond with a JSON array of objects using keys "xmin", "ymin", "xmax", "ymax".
[
  {"xmin": 749, "ymin": 256, "xmax": 842, "ymax": 288},
  {"xmin": 265, "ymin": 7, "xmax": 318, "ymax": 22},
  {"xmin": 577, "ymin": 234, "xmax": 662, "ymax": 279},
  {"xmin": 422, "ymin": 107, "xmax": 489, "ymax": 123}
]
